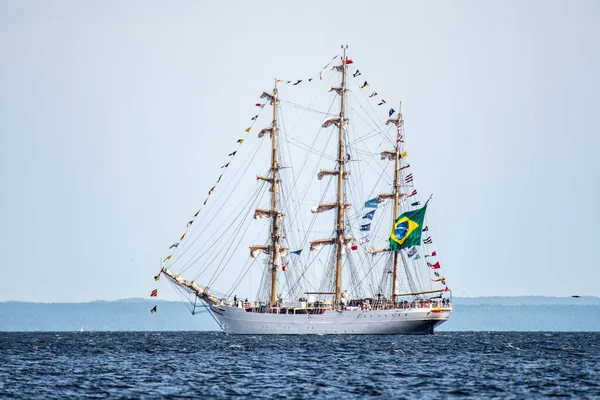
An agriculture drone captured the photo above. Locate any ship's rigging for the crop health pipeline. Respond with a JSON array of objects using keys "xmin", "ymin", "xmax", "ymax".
[{"xmin": 155, "ymin": 47, "xmax": 450, "ymax": 319}]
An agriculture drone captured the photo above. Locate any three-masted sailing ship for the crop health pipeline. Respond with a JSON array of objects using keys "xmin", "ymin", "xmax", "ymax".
[{"xmin": 155, "ymin": 47, "xmax": 452, "ymax": 334}]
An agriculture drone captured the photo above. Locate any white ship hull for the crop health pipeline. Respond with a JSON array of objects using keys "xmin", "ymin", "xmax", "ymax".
[{"xmin": 209, "ymin": 305, "xmax": 451, "ymax": 335}]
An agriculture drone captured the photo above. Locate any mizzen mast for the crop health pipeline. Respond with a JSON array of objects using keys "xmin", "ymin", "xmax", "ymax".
[
  {"xmin": 388, "ymin": 103, "xmax": 403, "ymax": 305},
  {"xmin": 370, "ymin": 104, "xmax": 405, "ymax": 304}
]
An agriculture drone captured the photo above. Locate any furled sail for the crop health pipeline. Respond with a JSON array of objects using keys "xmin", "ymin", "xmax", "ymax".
[
  {"xmin": 369, "ymin": 247, "xmax": 389, "ymax": 255},
  {"xmin": 161, "ymin": 268, "xmax": 217, "ymax": 305},
  {"xmin": 311, "ymin": 203, "xmax": 351, "ymax": 213},
  {"xmin": 322, "ymin": 117, "xmax": 348, "ymax": 128},
  {"xmin": 249, "ymin": 245, "xmax": 269, "ymax": 258},
  {"xmin": 258, "ymin": 127, "xmax": 274, "ymax": 138},
  {"xmin": 273, "ymin": 244, "xmax": 288, "ymax": 267},
  {"xmin": 380, "ymin": 151, "xmax": 395, "ymax": 160},
  {"xmin": 378, "ymin": 192, "xmax": 409, "ymax": 203},
  {"xmin": 260, "ymin": 91, "xmax": 275, "ymax": 105},
  {"xmin": 377, "ymin": 193, "xmax": 394, "ymax": 203},
  {"xmin": 254, "ymin": 208, "xmax": 283, "ymax": 220},
  {"xmin": 256, "ymin": 175, "xmax": 273, "ymax": 183},
  {"xmin": 310, "ymin": 237, "xmax": 353, "ymax": 251},
  {"xmin": 249, "ymin": 244, "xmax": 288, "ymax": 259},
  {"xmin": 385, "ymin": 115, "xmax": 402, "ymax": 125},
  {"xmin": 189, "ymin": 281, "xmax": 203, "ymax": 294},
  {"xmin": 310, "ymin": 238, "xmax": 334, "ymax": 251},
  {"xmin": 317, "ymin": 170, "xmax": 350, "ymax": 180},
  {"xmin": 328, "ymin": 86, "xmax": 347, "ymax": 95}
]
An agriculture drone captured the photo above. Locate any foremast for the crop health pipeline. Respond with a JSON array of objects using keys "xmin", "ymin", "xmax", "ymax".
[
  {"xmin": 251, "ymin": 84, "xmax": 286, "ymax": 311},
  {"xmin": 334, "ymin": 46, "xmax": 349, "ymax": 308},
  {"xmin": 269, "ymin": 84, "xmax": 281, "ymax": 310}
]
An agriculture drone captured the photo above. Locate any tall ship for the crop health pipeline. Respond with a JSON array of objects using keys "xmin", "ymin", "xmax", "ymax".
[{"xmin": 154, "ymin": 47, "xmax": 452, "ymax": 334}]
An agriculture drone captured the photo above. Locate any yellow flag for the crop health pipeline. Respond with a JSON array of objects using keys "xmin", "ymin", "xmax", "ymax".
[
  {"xmin": 237, "ymin": 139, "xmax": 244, "ymax": 144},
  {"xmin": 163, "ymin": 255, "xmax": 171, "ymax": 262},
  {"xmin": 151, "ymin": 306, "xmax": 157, "ymax": 313},
  {"xmin": 180, "ymin": 233, "xmax": 186, "ymax": 241},
  {"xmin": 400, "ymin": 151, "xmax": 408, "ymax": 159},
  {"xmin": 277, "ymin": 79, "xmax": 283, "ymax": 83},
  {"xmin": 154, "ymin": 273, "xmax": 160, "ymax": 281},
  {"xmin": 245, "ymin": 127, "xmax": 251, "ymax": 133}
]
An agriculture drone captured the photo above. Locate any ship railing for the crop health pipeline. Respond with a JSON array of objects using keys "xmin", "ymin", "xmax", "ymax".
[
  {"xmin": 232, "ymin": 299, "xmax": 452, "ymax": 313},
  {"xmin": 346, "ymin": 298, "xmax": 452, "ymax": 311}
]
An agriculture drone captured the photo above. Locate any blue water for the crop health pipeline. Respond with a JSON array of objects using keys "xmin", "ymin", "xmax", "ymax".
[{"xmin": 1, "ymin": 332, "xmax": 598, "ymax": 398}]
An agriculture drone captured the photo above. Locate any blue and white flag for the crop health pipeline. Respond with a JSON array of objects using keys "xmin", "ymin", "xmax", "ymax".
[
  {"xmin": 406, "ymin": 246, "xmax": 417, "ymax": 257},
  {"xmin": 363, "ymin": 210, "xmax": 376, "ymax": 220},
  {"xmin": 291, "ymin": 249, "xmax": 302, "ymax": 256},
  {"xmin": 365, "ymin": 198, "xmax": 378, "ymax": 208},
  {"xmin": 360, "ymin": 223, "xmax": 371, "ymax": 232},
  {"xmin": 389, "ymin": 108, "xmax": 396, "ymax": 117}
]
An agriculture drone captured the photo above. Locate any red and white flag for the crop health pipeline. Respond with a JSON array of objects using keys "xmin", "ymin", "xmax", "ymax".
[{"xmin": 396, "ymin": 126, "xmax": 403, "ymax": 143}]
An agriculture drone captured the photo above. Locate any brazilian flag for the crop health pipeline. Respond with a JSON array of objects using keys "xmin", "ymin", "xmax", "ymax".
[{"xmin": 389, "ymin": 205, "xmax": 428, "ymax": 251}]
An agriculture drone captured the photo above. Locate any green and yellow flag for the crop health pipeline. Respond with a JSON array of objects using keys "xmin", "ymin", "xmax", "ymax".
[{"xmin": 389, "ymin": 205, "xmax": 427, "ymax": 251}]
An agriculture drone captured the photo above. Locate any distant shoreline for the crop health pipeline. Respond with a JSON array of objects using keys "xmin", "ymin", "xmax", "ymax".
[{"xmin": 1, "ymin": 297, "xmax": 599, "ymax": 332}]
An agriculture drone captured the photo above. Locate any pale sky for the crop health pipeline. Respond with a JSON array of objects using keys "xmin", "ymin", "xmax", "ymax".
[{"xmin": 1, "ymin": 0, "xmax": 599, "ymax": 302}]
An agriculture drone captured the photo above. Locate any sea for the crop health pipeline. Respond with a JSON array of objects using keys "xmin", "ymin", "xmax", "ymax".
[{"xmin": 0, "ymin": 332, "xmax": 598, "ymax": 399}]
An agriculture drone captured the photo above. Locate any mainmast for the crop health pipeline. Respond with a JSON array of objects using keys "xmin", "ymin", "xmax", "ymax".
[
  {"xmin": 334, "ymin": 46, "xmax": 348, "ymax": 308},
  {"xmin": 309, "ymin": 46, "xmax": 352, "ymax": 309}
]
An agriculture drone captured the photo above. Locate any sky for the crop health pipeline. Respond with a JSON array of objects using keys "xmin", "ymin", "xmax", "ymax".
[{"xmin": 0, "ymin": 0, "xmax": 599, "ymax": 302}]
